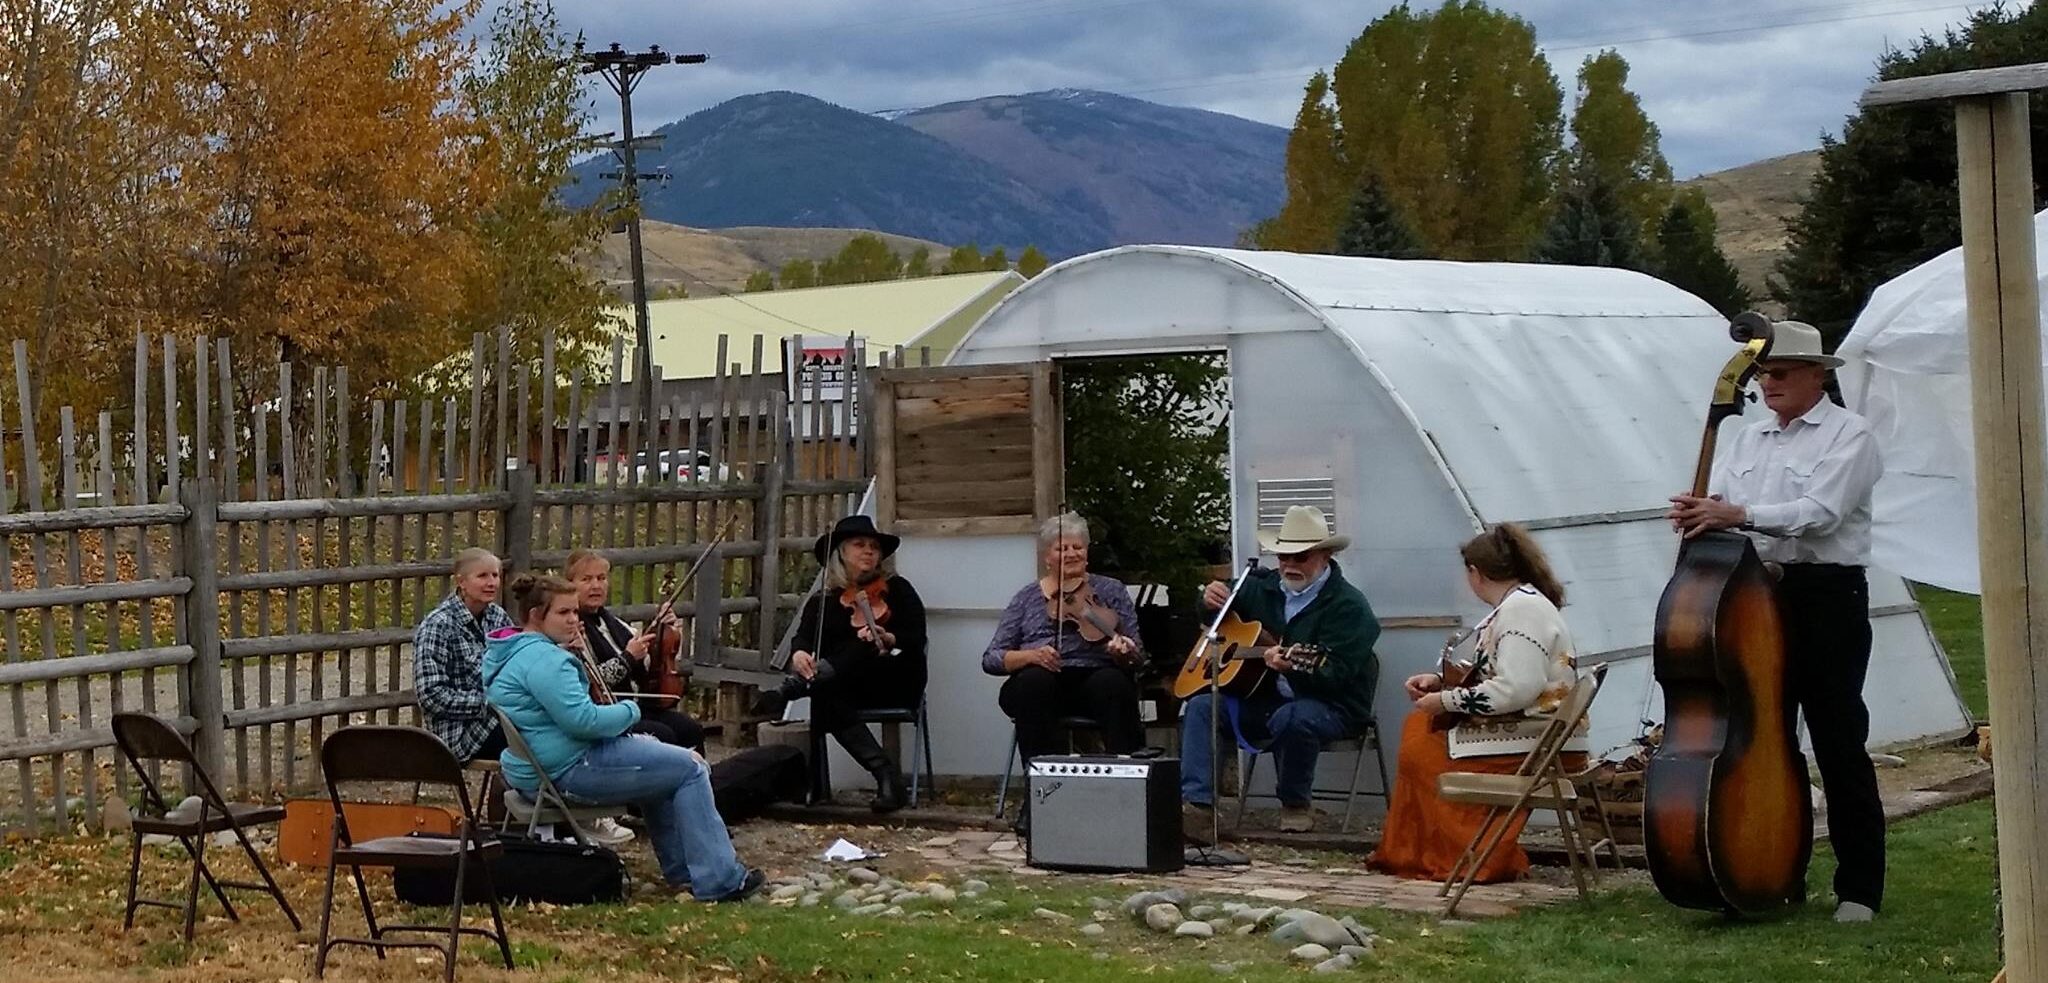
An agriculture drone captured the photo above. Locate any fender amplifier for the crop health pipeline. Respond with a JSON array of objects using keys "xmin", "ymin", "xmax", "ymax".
[{"xmin": 1025, "ymin": 755, "xmax": 1183, "ymax": 873}]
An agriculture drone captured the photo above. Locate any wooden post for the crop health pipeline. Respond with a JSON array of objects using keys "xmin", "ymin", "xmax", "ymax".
[
  {"xmin": 1863, "ymin": 64, "xmax": 2048, "ymax": 981},
  {"xmin": 1961, "ymin": 93, "xmax": 2048, "ymax": 982},
  {"xmin": 755, "ymin": 391, "xmax": 786, "ymax": 668},
  {"xmin": 502, "ymin": 465, "xmax": 535, "ymax": 576},
  {"xmin": 179, "ymin": 479, "xmax": 226, "ymax": 780}
]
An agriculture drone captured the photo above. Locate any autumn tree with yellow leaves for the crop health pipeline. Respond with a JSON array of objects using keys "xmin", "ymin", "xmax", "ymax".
[{"xmin": 0, "ymin": 0, "xmax": 616, "ymax": 459}]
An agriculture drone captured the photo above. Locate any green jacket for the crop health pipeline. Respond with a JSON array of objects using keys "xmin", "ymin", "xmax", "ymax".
[{"xmin": 1228, "ymin": 562, "xmax": 1381, "ymax": 728}]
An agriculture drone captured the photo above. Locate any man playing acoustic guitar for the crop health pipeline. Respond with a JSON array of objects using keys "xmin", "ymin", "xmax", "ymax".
[{"xmin": 1180, "ymin": 506, "xmax": 1380, "ymax": 838}]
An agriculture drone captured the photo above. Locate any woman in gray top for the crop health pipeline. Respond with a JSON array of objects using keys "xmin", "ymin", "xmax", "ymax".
[{"xmin": 984, "ymin": 512, "xmax": 1145, "ymax": 766}]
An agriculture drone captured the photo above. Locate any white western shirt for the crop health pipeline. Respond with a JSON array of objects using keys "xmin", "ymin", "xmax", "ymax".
[{"xmin": 1708, "ymin": 396, "xmax": 1882, "ymax": 567}]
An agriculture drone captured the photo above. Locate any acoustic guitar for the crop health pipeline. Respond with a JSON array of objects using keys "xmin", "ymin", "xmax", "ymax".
[{"xmin": 1171, "ymin": 612, "xmax": 1326, "ymax": 700}]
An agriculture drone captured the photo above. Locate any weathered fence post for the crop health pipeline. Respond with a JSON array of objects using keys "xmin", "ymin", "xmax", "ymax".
[
  {"xmin": 502, "ymin": 464, "xmax": 535, "ymax": 575},
  {"xmin": 755, "ymin": 392, "xmax": 787, "ymax": 667},
  {"xmin": 178, "ymin": 478, "xmax": 226, "ymax": 779}
]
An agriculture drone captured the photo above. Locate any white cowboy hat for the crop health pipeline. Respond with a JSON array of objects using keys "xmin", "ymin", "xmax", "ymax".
[
  {"xmin": 1257, "ymin": 505, "xmax": 1351, "ymax": 555},
  {"xmin": 1763, "ymin": 320, "xmax": 1843, "ymax": 369}
]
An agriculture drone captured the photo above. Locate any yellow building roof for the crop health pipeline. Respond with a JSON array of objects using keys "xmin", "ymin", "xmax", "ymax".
[{"xmin": 614, "ymin": 271, "xmax": 1024, "ymax": 380}]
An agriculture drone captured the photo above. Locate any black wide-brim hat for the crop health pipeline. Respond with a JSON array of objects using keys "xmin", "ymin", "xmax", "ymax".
[{"xmin": 814, "ymin": 514, "xmax": 901, "ymax": 563}]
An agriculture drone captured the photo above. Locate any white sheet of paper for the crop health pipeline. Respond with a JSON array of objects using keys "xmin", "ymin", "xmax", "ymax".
[{"xmin": 821, "ymin": 838, "xmax": 874, "ymax": 862}]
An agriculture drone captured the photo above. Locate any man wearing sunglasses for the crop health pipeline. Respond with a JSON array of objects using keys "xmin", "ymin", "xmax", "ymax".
[{"xmin": 1667, "ymin": 319, "xmax": 1886, "ymax": 925}]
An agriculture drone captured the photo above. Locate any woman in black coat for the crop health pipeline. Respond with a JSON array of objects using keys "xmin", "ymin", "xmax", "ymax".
[{"xmin": 753, "ymin": 515, "xmax": 927, "ymax": 812}]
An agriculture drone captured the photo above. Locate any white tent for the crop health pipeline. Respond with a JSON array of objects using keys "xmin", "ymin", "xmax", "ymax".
[
  {"xmin": 835, "ymin": 246, "xmax": 1971, "ymax": 795},
  {"xmin": 1835, "ymin": 208, "xmax": 2048, "ymax": 594}
]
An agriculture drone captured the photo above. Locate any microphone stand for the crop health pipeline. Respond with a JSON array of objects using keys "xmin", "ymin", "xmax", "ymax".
[{"xmin": 1185, "ymin": 557, "xmax": 1258, "ymax": 867}]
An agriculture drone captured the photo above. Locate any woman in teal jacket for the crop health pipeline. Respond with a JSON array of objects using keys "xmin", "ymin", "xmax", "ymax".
[{"xmin": 484, "ymin": 572, "xmax": 763, "ymax": 902}]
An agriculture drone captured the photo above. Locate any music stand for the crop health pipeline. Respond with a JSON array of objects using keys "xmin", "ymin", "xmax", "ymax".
[{"xmin": 1185, "ymin": 558, "xmax": 1258, "ymax": 867}]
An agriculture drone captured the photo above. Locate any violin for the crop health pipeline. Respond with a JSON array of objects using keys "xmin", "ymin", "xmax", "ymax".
[
  {"xmin": 610, "ymin": 514, "xmax": 739, "ymax": 710},
  {"xmin": 1644, "ymin": 311, "xmax": 1813, "ymax": 915},
  {"xmin": 1045, "ymin": 577, "xmax": 1138, "ymax": 666},
  {"xmin": 839, "ymin": 578, "xmax": 899, "ymax": 656},
  {"xmin": 640, "ymin": 571, "xmax": 688, "ymax": 708}
]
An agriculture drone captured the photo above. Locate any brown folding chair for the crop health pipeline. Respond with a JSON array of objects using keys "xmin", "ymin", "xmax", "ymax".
[
  {"xmin": 314, "ymin": 726, "xmax": 512, "ymax": 982},
  {"xmin": 110, "ymin": 712, "xmax": 300, "ymax": 941},
  {"xmin": 1436, "ymin": 663, "xmax": 1609, "ymax": 917}
]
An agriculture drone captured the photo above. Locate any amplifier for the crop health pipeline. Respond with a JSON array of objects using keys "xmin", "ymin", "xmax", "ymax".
[{"xmin": 1025, "ymin": 755, "xmax": 1183, "ymax": 873}]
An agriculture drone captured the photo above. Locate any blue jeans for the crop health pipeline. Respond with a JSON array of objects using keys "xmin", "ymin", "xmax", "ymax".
[
  {"xmin": 549, "ymin": 734, "xmax": 747, "ymax": 899},
  {"xmin": 1179, "ymin": 693, "xmax": 1350, "ymax": 807}
]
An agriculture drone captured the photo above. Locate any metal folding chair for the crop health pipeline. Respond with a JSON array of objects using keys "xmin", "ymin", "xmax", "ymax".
[
  {"xmin": 489, "ymin": 706, "xmax": 631, "ymax": 845},
  {"xmin": 1231, "ymin": 717, "xmax": 1392, "ymax": 834},
  {"xmin": 1437, "ymin": 664, "xmax": 1609, "ymax": 917},
  {"xmin": 313, "ymin": 726, "xmax": 512, "ymax": 982},
  {"xmin": 111, "ymin": 713, "xmax": 301, "ymax": 942}
]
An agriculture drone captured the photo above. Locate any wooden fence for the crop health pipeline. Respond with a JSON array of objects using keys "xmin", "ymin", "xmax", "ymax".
[{"xmin": 0, "ymin": 328, "xmax": 908, "ymax": 834}]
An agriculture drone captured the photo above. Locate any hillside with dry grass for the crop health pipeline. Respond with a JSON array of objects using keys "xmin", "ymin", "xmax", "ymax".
[
  {"xmin": 589, "ymin": 221, "xmax": 947, "ymax": 297},
  {"xmin": 1681, "ymin": 150, "xmax": 1821, "ymax": 309}
]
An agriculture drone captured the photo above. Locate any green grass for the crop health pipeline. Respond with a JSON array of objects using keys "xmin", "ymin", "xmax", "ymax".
[
  {"xmin": 529, "ymin": 800, "xmax": 2000, "ymax": 983},
  {"xmin": 1917, "ymin": 583, "xmax": 1986, "ymax": 719}
]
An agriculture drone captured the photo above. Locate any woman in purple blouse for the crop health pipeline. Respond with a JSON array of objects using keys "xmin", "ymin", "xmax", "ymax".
[{"xmin": 984, "ymin": 512, "xmax": 1146, "ymax": 767}]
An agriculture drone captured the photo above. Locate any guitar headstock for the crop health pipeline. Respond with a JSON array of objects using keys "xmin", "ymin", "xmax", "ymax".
[{"xmin": 1280, "ymin": 644, "xmax": 1327, "ymax": 671}]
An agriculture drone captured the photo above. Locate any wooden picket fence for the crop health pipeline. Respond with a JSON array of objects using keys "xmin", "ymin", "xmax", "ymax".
[{"xmin": 0, "ymin": 327, "xmax": 903, "ymax": 834}]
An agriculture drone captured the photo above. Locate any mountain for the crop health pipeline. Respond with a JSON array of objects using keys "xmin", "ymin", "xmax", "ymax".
[
  {"xmin": 897, "ymin": 89, "xmax": 1288, "ymax": 250},
  {"xmin": 570, "ymin": 89, "xmax": 1288, "ymax": 258},
  {"xmin": 571, "ymin": 91, "xmax": 1103, "ymax": 257},
  {"xmin": 1681, "ymin": 150, "xmax": 1822, "ymax": 309}
]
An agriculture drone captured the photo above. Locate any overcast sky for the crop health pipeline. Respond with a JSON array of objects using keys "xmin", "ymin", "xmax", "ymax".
[{"xmin": 533, "ymin": 0, "xmax": 1992, "ymax": 177}]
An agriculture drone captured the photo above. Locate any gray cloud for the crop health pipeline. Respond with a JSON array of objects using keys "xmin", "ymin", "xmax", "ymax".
[{"xmin": 529, "ymin": 0, "xmax": 1988, "ymax": 176}]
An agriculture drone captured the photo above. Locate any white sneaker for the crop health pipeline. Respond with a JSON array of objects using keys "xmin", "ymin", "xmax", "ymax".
[
  {"xmin": 1834, "ymin": 901, "xmax": 1875, "ymax": 923},
  {"xmin": 583, "ymin": 817, "xmax": 635, "ymax": 846}
]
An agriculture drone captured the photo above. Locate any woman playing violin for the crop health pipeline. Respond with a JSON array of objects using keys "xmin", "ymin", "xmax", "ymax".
[
  {"xmin": 564, "ymin": 548, "xmax": 706, "ymax": 753},
  {"xmin": 983, "ymin": 512, "xmax": 1145, "ymax": 775},
  {"xmin": 1367, "ymin": 524, "xmax": 1584, "ymax": 883},
  {"xmin": 751, "ymin": 515, "xmax": 928, "ymax": 813}
]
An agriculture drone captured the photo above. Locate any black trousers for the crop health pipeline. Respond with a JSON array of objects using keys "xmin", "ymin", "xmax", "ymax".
[
  {"xmin": 1780, "ymin": 563, "xmax": 1885, "ymax": 910},
  {"xmin": 632, "ymin": 707, "xmax": 705, "ymax": 751},
  {"xmin": 997, "ymin": 665, "xmax": 1144, "ymax": 762}
]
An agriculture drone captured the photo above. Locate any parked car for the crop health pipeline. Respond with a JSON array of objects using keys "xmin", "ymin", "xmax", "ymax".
[{"xmin": 632, "ymin": 449, "xmax": 731, "ymax": 484}]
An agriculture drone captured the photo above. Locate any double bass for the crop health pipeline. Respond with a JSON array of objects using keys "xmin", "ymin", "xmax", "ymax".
[{"xmin": 1644, "ymin": 311, "xmax": 1813, "ymax": 915}]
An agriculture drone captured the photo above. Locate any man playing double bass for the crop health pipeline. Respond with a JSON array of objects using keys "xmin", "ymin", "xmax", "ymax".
[{"xmin": 1667, "ymin": 319, "xmax": 1886, "ymax": 924}]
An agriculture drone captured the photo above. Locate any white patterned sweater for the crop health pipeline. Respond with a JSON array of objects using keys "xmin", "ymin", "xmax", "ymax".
[{"xmin": 1440, "ymin": 585, "xmax": 1582, "ymax": 759}]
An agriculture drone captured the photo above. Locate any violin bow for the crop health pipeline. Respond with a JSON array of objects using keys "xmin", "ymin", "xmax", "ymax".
[{"xmin": 638, "ymin": 512, "xmax": 742, "ymax": 638}]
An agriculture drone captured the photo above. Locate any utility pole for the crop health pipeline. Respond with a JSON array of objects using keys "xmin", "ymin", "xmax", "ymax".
[{"xmin": 579, "ymin": 42, "xmax": 706, "ymax": 446}]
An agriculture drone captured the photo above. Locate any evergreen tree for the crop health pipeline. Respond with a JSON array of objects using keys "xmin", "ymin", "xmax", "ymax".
[
  {"xmin": 983, "ymin": 246, "xmax": 1009, "ymax": 271},
  {"xmin": 743, "ymin": 269, "xmax": 775, "ymax": 292},
  {"xmin": 1017, "ymin": 245, "xmax": 1050, "ymax": 277},
  {"xmin": 1335, "ymin": 177, "xmax": 1425, "ymax": 259},
  {"xmin": 1535, "ymin": 163, "xmax": 1647, "ymax": 270},
  {"xmin": 1656, "ymin": 188, "xmax": 1751, "ymax": 316},
  {"xmin": 1773, "ymin": 4, "xmax": 2048, "ymax": 341}
]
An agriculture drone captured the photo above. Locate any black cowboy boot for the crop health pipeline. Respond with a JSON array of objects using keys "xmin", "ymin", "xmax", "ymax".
[
  {"xmin": 747, "ymin": 675, "xmax": 807, "ymax": 718},
  {"xmin": 749, "ymin": 661, "xmax": 838, "ymax": 718},
  {"xmin": 833, "ymin": 724, "xmax": 907, "ymax": 814}
]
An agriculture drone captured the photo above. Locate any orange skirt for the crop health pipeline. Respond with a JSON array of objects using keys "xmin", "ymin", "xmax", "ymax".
[{"xmin": 1366, "ymin": 709, "xmax": 1582, "ymax": 883}]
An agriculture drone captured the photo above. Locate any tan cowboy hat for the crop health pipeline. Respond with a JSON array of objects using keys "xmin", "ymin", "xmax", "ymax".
[
  {"xmin": 1257, "ymin": 505, "xmax": 1350, "ymax": 555},
  {"xmin": 1763, "ymin": 320, "xmax": 1843, "ymax": 369}
]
